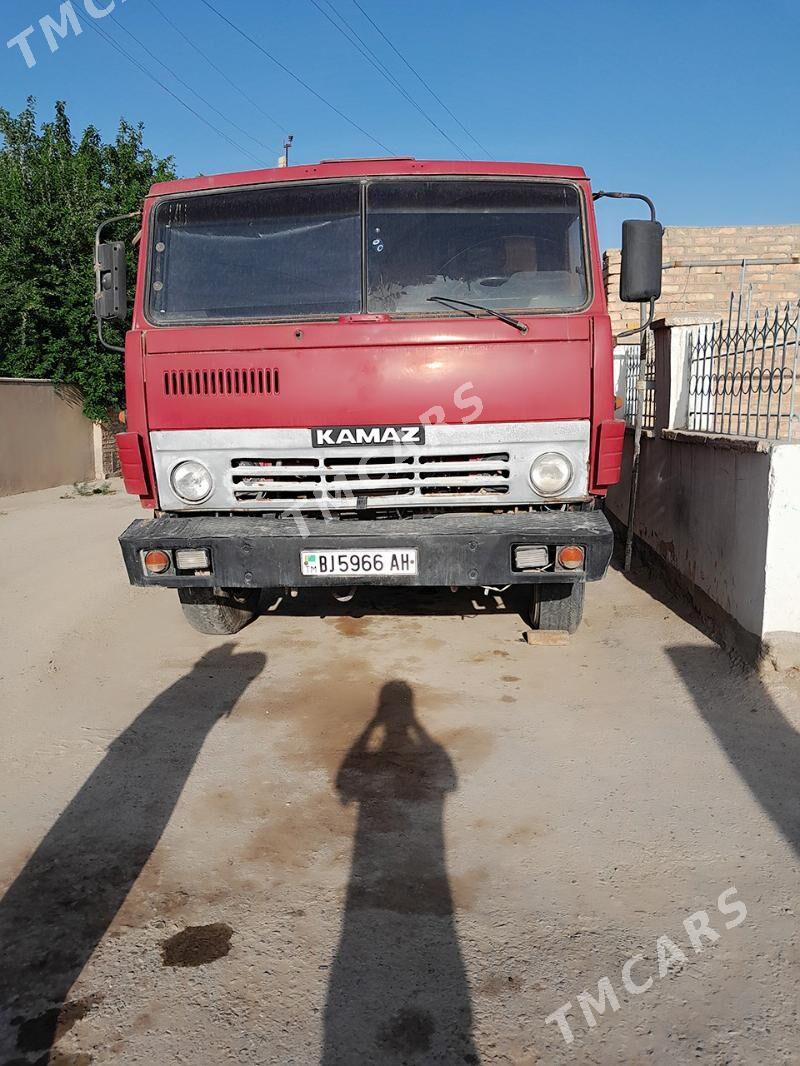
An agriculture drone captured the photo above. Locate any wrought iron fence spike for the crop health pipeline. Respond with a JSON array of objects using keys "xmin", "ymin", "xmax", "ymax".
[{"xmin": 687, "ymin": 290, "xmax": 798, "ymax": 442}]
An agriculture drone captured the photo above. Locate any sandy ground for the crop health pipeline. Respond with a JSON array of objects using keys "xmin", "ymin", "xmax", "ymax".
[{"xmin": 1, "ymin": 482, "xmax": 799, "ymax": 1066}]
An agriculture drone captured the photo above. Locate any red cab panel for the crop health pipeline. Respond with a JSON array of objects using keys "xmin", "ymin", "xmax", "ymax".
[
  {"xmin": 594, "ymin": 419, "xmax": 626, "ymax": 487},
  {"xmin": 116, "ymin": 432, "xmax": 151, "ymax": 496},
  {"xmin": 142, "ymin": 318, "xmax": 593, "ymax": 431}
]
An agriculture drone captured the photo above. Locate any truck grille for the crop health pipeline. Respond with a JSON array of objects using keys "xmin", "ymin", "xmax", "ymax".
[
  {"xmin": 230, "ymin": 450, "xmax": 511, "ymax": 506},
  {"xmin": 149, "ymin": 422, "xmax": 592, "ymax": 512}
]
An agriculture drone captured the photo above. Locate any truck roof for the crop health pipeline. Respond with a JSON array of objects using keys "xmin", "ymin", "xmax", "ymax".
[{"xmin": 148, "ymin": 157, "xmax": 589, "ymax": 198}]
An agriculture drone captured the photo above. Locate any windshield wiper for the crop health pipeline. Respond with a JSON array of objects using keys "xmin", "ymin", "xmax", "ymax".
[{"xmin": 427, "ymin": 295, "xmax": 528, "ymax": 333}]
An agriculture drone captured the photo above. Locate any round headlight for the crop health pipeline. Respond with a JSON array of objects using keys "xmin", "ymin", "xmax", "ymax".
[
  {"xmin": 171, "ymin": 460, "xmax": 213, "ymax": 503},
  {"xmin": 530, "ymin": 452, "xmax": 573, "ymax": 497}
]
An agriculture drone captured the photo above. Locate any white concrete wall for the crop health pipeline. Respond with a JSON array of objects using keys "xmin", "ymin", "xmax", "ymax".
[
  {"xmin": 608, "ymin": 317, "xmax": 800, "ymax": 669},
  {"xmin": 607, "ymin": 432, "xmax": 772, "ymax": 639},
  {"xmin": 613, "ymin": 345, "xmax": 634, "ymax": 422},
  {"xmin": 763, "ymin": 445, "xmax": 800, "ymax": 637}
]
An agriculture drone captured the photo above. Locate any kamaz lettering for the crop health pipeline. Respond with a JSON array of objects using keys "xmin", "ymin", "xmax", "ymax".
[{"xmin": 312, "ymin": 425, "xmax": 425, "ymax": 447}]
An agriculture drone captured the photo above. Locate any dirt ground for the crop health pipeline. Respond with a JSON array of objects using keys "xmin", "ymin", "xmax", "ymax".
[{"xmin": 1, "ymin": 482, "xmax": 799, "ymax": 1065}]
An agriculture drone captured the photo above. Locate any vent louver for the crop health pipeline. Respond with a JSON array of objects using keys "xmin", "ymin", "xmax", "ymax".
[{"xmin": 162, "ymin": 367, "xmax": 280, "ymax": 397}]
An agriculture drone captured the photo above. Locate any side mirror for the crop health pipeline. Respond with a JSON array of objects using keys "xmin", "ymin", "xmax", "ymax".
[
  {"xmin": 94, "ymin": 240, "xmax": 127, "ymax": 322},
  {"xmin": 620, "ymin": 219, "xmax": 663, "ymax": 303}
]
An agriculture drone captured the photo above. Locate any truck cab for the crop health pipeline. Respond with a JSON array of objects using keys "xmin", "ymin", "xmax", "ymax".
[{"xmin": 100, "ymin": 158, "xmax": 661, "ymax": 634}]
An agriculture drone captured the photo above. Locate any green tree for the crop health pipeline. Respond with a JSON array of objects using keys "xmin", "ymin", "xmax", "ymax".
[{"xmin": 0, "ymin": 99, "xmax": 175, "ymax": 420}]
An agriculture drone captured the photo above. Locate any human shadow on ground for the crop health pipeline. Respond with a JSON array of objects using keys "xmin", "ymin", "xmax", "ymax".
[
  {"xmin": 0, "ymin": 643, "xmax": 266, "ymax": 1062},
  {"xmin": 322, "ymin": 680, "xmax": 479, "ymax": 1065}
]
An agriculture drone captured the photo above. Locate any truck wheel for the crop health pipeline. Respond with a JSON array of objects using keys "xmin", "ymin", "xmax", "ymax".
[
  {"xmin": 178, "ymin": 587, "xmax": 260, "ymax": 635},
  {"xmin": 529, "ymin": 582, "xmax": 585, "ymax": 634}
]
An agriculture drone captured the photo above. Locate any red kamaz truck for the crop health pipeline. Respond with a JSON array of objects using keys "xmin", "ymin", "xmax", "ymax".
[{"xmin": 96, "ymin": 158, "xmax": 661, "ymax": 635}]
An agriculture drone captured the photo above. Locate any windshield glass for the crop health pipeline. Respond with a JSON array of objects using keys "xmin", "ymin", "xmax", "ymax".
[
  {"xmin": 366, "ymin": 179, "xmax": 587, "ymax": 313},
  {"xmin": 146, "ymin": 177, "xmax": 588, "ymax": 324},
  {"xmin": 148, "ymin": 182, "xmax": 361, "ymax": 322}
]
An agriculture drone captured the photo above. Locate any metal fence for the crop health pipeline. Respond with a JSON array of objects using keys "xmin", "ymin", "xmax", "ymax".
[
  {"xmin": 622, "ymin": 330, "xmax": 656, "ymax": 432},
  {"xmin": 688, "ymin": 294, "xmax": 800, "ymax": 440}
]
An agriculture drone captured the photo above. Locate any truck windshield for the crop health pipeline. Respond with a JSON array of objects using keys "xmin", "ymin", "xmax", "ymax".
[
  {"xmin": 148, "ymin": 182, "xmax": 362, "ymax": 322},
  {"xmin": 147, "ymin": 178, "xmax": 587, "ymax": 324},
  {"xmin": 366, "ymin": 179, "xmax": 587, "ymax": 314}
]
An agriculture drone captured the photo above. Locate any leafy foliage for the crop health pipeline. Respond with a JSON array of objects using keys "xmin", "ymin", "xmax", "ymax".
[{"xmin": 0, "ymin": 99, "xmax": 175, "ymax": 420}]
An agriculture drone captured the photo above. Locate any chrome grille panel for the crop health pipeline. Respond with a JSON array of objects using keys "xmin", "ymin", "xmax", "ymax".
[
  {"xmin": 150, "ymin": 422, "xmax": 591, "ymax": 511},
  {"xmin": 230, "ymin": 451, "xmax": 511, "ymax": 504}
]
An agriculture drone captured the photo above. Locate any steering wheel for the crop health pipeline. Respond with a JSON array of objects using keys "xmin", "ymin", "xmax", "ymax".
[{"xmin": 475, "ymin": 276, "xmax": 510, "ymax": 288}]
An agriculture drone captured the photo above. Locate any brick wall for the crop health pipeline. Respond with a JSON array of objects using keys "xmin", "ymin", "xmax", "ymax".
[{"xmin": 604, "ymin": 225, "xmax": 800, "ymax": 337}]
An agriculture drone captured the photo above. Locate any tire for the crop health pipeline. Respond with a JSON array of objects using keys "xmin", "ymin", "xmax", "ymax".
[
  {"xmin": 529, "ymin": 581, "xmax": 585, "ymax": 634},
  {"xmin": 178, "ymin": 587, "xmax": 260, "ymax": 635}
]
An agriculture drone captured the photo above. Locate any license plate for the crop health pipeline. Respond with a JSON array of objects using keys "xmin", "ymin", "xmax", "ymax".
[{"xmin": 300, "ymin": 548, "xmax": 418, "ymax": 577}]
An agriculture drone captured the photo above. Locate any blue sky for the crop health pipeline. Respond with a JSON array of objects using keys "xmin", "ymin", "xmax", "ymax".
[{"xmin": 1, "ymin": 0, "xmax": 798, "ymax": 248}]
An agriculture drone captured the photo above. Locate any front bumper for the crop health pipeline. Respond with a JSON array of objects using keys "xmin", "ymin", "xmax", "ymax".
[{"xmin": 120, "ymin": 510, "xmax": 613, "ymax": 589}]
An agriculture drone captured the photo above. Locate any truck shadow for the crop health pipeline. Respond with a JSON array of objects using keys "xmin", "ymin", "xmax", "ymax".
[
  {"xmin": 668, "ymin": 644, "xmax": 800, "ymax": 858},
  {"xmin": 322, "ymin": 680, "xmax": 479, "ymax": 1065},
  {"xmin": 0, "ymin": 643, "xmax": 266, "ymax": 1062}
]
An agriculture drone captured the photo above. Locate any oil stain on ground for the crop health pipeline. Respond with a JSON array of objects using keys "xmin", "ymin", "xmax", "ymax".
[
  {"xmin": 242, "ymin": 789, "xmax": 352, "ymax": 871},
  {"xmin": 333, "ymin": 617, "xmax": 373, "ymax": 638},
  {"xmin": 470, "ymin": 649, "xmax": 512, "ymax": 662},
  {"xmin": 160, "ymin": 923, "xmax": 233, "ymax": 967}
]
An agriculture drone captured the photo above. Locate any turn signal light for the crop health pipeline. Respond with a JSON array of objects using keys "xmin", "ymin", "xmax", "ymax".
[
  {"xmin": 614, "ymin": 395, "xmax": 624, "ymax": 411},
  {"xmin": 557, "ymin": 545, "xmax": 585, "ymax": 570},
  {"xmin": 144, "ymin": 549, "xmax": 171, "ymax": 574}
]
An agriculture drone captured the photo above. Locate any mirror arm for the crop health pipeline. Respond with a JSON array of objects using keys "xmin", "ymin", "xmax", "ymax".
[
  {"xmin": 95, "ymin": 210, "xmax": 141, "ymax": 355},
  {"xmin": 96, "ymin": 316, "xmax": 123, "ymax": 355},
  {"xmin": 592, "ymin": 190, "xmax": 657, "ymax": 222},
  {"xmin": 94, "ymin": 209, "xmax": 141, "ymax": 249},
  {"xmin": 97, "ymin": 323, "xmax": 125, "ymax": 355},
  {"xmin": 616, "ymin": 297, "xmax": 655, "ymax": 338}
]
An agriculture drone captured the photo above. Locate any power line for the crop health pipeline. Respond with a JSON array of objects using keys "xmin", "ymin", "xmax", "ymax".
[
  {"xmin": 83, "ymin": 18, "xmax": 265, "ymax": 167},
  {"xmin": 350, "ymin": 0, "xmax": 494, "ymax": 159},
  {"xmin": 198, "ymin": 0, "xmax": 395, "ymax": 155},
  {"xmin": 107, "ymin": 13, "xmax": 277, "ymax": 160},
  {"xmin": 142, "ymin": 0, "xmax": 289, "ymax": 141},
  {"xmin": 308, "ymin": 0, "xmax": 469, "ymax": 158}
]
